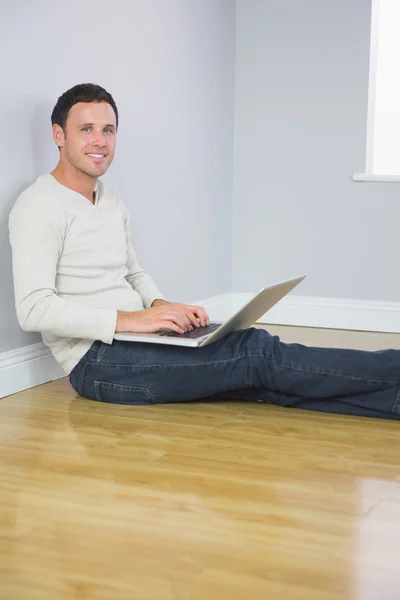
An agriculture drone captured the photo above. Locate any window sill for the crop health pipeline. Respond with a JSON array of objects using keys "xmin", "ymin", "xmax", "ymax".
[{"xmin": 353, "ymin": 173, "xmax": 400, "ymax": 183}]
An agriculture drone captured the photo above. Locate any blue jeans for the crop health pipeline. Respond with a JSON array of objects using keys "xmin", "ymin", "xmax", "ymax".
[{"xmin": 69, "ymin": 328, "xmax": 400, "ymax": 420}]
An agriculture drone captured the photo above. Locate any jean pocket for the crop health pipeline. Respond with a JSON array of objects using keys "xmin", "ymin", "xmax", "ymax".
[{"xmin": 93, "ymin": 380, "xmax": 159, "ymax": 405}]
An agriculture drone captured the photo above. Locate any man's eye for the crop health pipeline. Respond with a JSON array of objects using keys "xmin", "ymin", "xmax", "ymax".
[{"xmin": 82, "ymin": 127, "xmax": 91, "ymax": 132}]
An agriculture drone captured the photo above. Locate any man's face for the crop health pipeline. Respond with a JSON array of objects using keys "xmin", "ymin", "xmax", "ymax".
[{"xmin": 55, "ymin": 101, "xmax": 117, "ymax": 177}]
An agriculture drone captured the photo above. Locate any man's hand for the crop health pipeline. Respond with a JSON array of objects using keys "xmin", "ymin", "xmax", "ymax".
[
  {"xmin": 151, "ymin": 299, "xmax": 170, "ymax": 308},
  {"xmin": 116, "ymin": 302, "xmax": 210, "ymax": 335}
]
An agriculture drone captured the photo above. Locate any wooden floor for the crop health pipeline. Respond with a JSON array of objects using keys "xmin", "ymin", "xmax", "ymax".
[{"xmin": 1, "ymin": 325, "xmax": 400, "ymax": 600}]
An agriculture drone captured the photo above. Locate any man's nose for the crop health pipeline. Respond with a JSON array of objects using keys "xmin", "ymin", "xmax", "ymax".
[{"xmin": 92, "ymin": 131, "xmax": 107, "ymax": 146}]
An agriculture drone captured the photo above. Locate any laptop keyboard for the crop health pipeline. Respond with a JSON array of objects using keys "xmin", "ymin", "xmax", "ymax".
[{"xmin": 160, "ymin": 322, "xmax": 221, "ymax": 339}]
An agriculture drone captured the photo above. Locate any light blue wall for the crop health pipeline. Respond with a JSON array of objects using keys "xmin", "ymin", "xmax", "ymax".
[{"xmin": 233, "ymin": 0, "xmax": 400, "ymax": 302}]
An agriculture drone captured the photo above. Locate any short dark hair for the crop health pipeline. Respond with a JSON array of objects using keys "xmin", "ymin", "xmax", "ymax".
[{"xmin": 51, "ymin": 83, "xmax": 119, "ymax": 134}]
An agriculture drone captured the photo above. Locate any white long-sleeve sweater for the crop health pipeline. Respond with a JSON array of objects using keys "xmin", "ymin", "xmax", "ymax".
[{"xmin": 9, "ymin": 173, "xmax": 165, "ymax": 375}]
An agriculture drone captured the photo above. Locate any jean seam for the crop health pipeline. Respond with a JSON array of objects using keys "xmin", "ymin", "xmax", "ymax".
[
  {"xmin": 96, "ymin": 342, "xmax": 108, "ymax": 363},
  {"xmin": 87, "ymin": 353, "xmax": 252, "ymax": 370},
  {"xmin": 266, "ymin": 359, "xmax": 400, "ymax": 385},
  {"xmin": 77, "ymin": 360, "xmax": 88, "ymax": 396},
  {"xmin": 392, "ymin": 388, "xmax": 400, "ymax": 414},
  {"xmin": 94, "ymin": 380, "xmax": 102, "ymax": 402}
]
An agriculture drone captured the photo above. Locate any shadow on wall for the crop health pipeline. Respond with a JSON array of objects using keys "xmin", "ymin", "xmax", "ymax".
[{"xmin": 0, "ymin": 100, "xmax": 55, "ymax": 352}]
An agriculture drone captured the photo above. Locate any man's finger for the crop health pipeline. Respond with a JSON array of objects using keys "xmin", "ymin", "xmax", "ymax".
[
  {"xmin": 157, "ymin": 320, "xmax": 184, "ymax": 334},
  {"xmin": 199, "ymin": 307, "xmax": 210, "ymax": 327},
  {"xmin": 191, "ymin": 305, "xmax": 209, "ymax": 327},
  {"xmin": 159, "ymin": 308, "xmax": 191, "ymax": 332},
  {"xmin": 175, "ymin": 314, "xmax": 192, "ymax": 332},
  {"xmin": 185, "ymin": 310, "xmax": 201, "ymax": 328},
  {"xmin": 169, "ymin": 305, "xmax": 199, "ymax": 329}
]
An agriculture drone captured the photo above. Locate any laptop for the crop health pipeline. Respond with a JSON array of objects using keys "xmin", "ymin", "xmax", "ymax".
[{"xmin": 114, "ymin": 274, "xmax": 306, "ymax": 348}]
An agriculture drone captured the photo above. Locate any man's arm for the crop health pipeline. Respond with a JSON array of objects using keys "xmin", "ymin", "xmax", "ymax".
[{"xmin": 9, "ymin": 195, "xmax": 117, "ymax": 342}]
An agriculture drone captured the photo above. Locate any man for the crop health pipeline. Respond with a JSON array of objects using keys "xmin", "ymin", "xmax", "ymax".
[{"xmin": 9, "ymin": 83, "xmax": 400, "ymax": 419}]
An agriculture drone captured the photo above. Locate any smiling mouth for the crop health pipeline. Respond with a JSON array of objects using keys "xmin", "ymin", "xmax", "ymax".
[{"xmin": 86, "ymin": 153, "xmax": 107, "ymax": 163}]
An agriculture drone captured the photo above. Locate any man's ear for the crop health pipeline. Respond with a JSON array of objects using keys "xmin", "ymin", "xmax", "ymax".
[{"xmin": 52, "ymin": 123, "xmax": 65, "ymax": 149}]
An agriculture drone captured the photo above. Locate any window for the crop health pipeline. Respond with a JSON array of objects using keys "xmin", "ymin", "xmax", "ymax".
[{"xmin": 354, "ymin": 0, "xmax": 400, "ymax": 182}]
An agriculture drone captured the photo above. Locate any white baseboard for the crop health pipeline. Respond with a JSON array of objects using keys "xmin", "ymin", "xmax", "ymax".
[
  {"xmin": 0, "ymin": 342, "xmax": 65, "ymax": 399},
  {"xmin": 197, "ymin": 293, "xmax": 400, "ymax": 334}
]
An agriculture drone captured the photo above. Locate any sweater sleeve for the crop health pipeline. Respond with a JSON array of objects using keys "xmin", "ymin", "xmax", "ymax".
[
  {"xmin": 120, "ymin": 199, "xmax": 166, "ymax": 308},
  {"xmin": 9, "ymin": 194, "xmax": 117, "ymax": 342}
]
